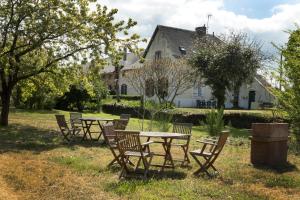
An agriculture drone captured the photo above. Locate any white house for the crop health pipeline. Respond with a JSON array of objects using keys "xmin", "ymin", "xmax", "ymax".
[{"xmin": 103, "ymin": 25, "xmax": 275, "ymax": 109}]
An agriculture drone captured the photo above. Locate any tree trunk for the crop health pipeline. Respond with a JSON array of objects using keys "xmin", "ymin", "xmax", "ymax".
[
  {"xmin": 233, "ymin": 86, "xmax": 240, "ymax": 108},
  {"xmin": 13, "ymin": 85, "xmax": 22, "ymax": 108},
  {"xmin": 1, "ymin": 87, "xmax": 12, "ymax": 126},
  {"xmin": 115, "ymin": 66, "xmax": 121, "ymax": 103},
  {"xmin": 213, "ymin": 87, "xmax": 225, "ymax": 109}
]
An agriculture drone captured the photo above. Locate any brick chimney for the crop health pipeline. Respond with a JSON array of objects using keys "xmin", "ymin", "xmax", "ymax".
[{"xmin": 195, "ymin": 25, "xmax": 206, "ymax": 36}]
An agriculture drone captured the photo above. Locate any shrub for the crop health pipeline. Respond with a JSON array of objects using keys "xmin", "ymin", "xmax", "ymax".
[
  {"xmin": 111, "ymin": 95, "xmax": 141, "ymax": 101},
  {"xmin": 153, "ymin": 112, "xmax": 173, "ymax": 132},
  {"xmin": 205, "ymin": 108, "xmax": 224, "ymax": 136},
  {"xmin": 101, "ymin": 104, "xmax": 287, "ymax": 129}
]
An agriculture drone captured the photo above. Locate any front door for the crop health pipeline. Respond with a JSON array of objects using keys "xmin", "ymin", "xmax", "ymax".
[{"xmin": 248, "ymin": 91, "xmax": 256, "ymax": 110}]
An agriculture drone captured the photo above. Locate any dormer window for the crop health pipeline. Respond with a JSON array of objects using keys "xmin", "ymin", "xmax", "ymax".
[
  {"xmin": 154, "ymin": 51, "xmax": 161, "ymax": 61},
  {"xmin": 179, "ymin": 46, "xmax": 186, "ymax": 55}
]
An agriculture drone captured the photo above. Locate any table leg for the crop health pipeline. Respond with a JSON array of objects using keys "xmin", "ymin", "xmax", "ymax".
[
  {"xmin": 161, "ymin": 138, "xmax": 174, "ymax": 172},
  {"xmin": 82, "ymin": 121, "xmax": 93, "ymax": 141},
  {"xmin": 96, "ymin": 120, "xmax": 104, "ymax": 141}
]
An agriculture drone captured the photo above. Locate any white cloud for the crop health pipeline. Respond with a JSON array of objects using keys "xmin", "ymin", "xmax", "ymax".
[{"xmin": 97, "ymin": 0, "xmax": 300, "ymax": 51}]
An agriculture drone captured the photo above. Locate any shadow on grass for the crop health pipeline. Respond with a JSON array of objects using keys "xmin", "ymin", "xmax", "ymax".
[
  {"xmin": 0, "ymin": 123, "xmax": 107, "ymax": 153},
  {"xmin": 227, "ymin": 126, "xmax": 251, "ymax": 138},
  {"xmin": 116, "ymin": 169, "xmax": 187, "ymax": 181},
  {"xmin": 9, "ymin": 108, "xmax": 61, "ymax": 114},
  {"xmin": 105, "ymin": 170, "xmax": 187, "ymax": 195},
  {"xmin": 253, "ymin": 161, "xmax": 298, "ymax": 173}
]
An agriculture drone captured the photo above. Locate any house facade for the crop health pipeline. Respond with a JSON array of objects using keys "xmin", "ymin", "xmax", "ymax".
[{"xmin": 102, "ymin": 25, "xmax": 275, "ymax": 109}]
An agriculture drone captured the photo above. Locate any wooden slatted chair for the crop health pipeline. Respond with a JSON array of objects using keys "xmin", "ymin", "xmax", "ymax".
[
  {"xmin": 120, "ymin": 114, "xmax": 131, "ymax": 121},
  {"xmin": 113, "ymin": 119, "xmax": 129, "ymax": 130},
  {"xmin": 115, "ymin": 130, "xmax": 153, "ymax": 179},
  {"xmin": 69, "ymin": 112, "xmax": 82, "ymax": 135},
  {"xmin": 190, "ymin": 131, "xmax": 229, "ymax": 177},
  {"xmin": 171, "ymin": 123, "xmax": 193, "ymax": 166},
  {"xmin": 55, "ymin": 115, "xmax": 80, "ymax": 142},
  {"xmin": 102, "ymin": 123, "xmax": 122, "ymax": 167}
]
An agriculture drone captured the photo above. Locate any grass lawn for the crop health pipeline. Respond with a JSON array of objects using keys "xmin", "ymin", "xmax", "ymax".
[{"xmin": 0, "ymin": 109, "xmax": 299, "ymax": 200}]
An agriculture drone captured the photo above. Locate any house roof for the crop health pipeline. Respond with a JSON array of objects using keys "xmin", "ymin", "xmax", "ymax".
[
  {"xmin": 143, "ymin": 25, "xmax": 216, "ymax": 58},
  {"xmin": 102, "ymin": 25, "xmax": 218, "ymax": 73},
  {"xmin": 101, "ymin": 52, "xmax": 139, "ymax": 74}
]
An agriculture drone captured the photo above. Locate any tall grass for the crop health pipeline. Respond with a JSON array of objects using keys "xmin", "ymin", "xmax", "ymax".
[{"xmin": 205, "ymin": 108, "xmax": 224, "ymax": 136}]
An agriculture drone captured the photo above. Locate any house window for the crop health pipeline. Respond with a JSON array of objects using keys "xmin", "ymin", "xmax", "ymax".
[
  {"xmin": 179, "ymin": 46, "xmax": 186, "ymax": 55},
  {"xmin": 158, "ymin": 77, "xmax": 168, "ymax": 99},
  {"xmin": 145, "ymin": 79, "xmax": 154, "ymax": 97},
  {"xmin": 121, "ymin": 84, "xmax": 127, "ymax": 95},
  {"xmin": 154, "ymin": 51, "xmax": 162, "ymax": 61},
  {"xmin": 193, "ymin": 84, "xmax": 202, "ymax": 97}
]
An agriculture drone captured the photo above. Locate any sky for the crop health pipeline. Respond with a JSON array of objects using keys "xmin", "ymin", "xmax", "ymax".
[{"xmin": 98, "ymin": 0, "xmax": 300, "ymax": 54}]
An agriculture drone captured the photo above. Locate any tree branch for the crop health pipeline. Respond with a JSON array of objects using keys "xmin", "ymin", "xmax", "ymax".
[{"xmin": 16, "ymin": 45, "xmax": 94, "ymax": 81}]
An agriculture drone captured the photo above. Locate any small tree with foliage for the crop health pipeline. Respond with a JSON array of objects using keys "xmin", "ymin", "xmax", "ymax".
[
  {"xmin": 205, "ymin": 108, "xmax": 224, "ymax": 136},
  {"xmin": 126, "ymin": 58, "xmax": 196, "ymax": 107},
  {"xmin": 274, "ymin": 26, "xmax": 300, "ymax": 142},
  {"xmin": 189, "ymin": 32, "xmax": 264, "ymax": 108}
]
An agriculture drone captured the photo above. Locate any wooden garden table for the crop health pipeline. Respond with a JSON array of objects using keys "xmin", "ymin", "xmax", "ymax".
[
  {"xmin": 140, "ymin": 131, "xmax": 186, "ymax": 172},
  {"xmin": 79, "ymin": 117, "xmax": 113, "ymax": 141}
]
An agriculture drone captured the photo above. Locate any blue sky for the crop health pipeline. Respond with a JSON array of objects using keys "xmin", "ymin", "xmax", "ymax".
[
  {"xmin": 99, "ymin": 0, "xmax": 300, "ymax": 54},
  {"xmin": 224, "ymin": 0, "xmax": 299, "ymax": 18}
]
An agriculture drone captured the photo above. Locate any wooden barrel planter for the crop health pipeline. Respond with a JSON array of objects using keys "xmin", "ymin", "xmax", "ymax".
[{"xmin": 250, "ymin": 123, "xmax": 289, "ymax": 167}]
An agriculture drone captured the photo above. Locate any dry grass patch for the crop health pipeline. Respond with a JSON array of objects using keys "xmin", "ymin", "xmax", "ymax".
[{"xmin": 0, "ymin": 109, "xmax": 299, "ymax": 199}]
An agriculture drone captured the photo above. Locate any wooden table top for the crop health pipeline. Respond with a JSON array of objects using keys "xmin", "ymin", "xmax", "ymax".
[
  {"xmin": 79, "ymin": 117, "xmax": 114, "ymax": 121},
  {"xmin": 140, "ymin": 131, "xmax": 186, "ymax": 138}
]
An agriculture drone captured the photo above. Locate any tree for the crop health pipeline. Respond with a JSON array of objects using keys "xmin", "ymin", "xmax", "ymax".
[
  {"xmin": 12, "ymin": 67, "xmax": 73, "ymax": 109},
  {"xmin": 127, "ymin": 58, "xmax": 196, "ymax": 107},
  {"xmin": 274, "ymin": 27, "xmax": 300, "ymax": 141},
  {"xmin": 0, "ymin": 0, "xmax": 140, "ymax": 125},
  {"xmin": 189, "ymin": 32, "xmax": 264, "ymax": 108}
]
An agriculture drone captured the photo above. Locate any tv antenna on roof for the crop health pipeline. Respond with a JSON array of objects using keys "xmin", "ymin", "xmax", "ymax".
[{"xmin": 207, "ymin": 14, "xmax": 212, "ymax": 32}]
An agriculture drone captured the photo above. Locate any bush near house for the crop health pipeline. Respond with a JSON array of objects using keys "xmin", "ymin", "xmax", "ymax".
[
  {"xmin": 102, "ymin": 103, "xmax": 287, "ymax": 129},
  {"xmin": 111, "ymin": 95, "xmax": 141, "ymax": 101}
]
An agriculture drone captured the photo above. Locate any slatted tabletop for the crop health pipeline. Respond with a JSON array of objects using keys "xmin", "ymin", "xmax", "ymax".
[
  {"xmin": 79, "ymin": 117, "xmax": 114, "ymax": 122},
  {"xmin": 140, "ymin": 131, "xmax": 186, "ymax": 138}
]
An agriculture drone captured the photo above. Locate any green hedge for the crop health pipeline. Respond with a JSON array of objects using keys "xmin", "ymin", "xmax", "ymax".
[
  {"xmin": 102, "ymin": 104, "xmax": 288, "ymax": 129},
  {"xmin": 110, "ymin": 95, "xmax": 141, "ymax": 101}
]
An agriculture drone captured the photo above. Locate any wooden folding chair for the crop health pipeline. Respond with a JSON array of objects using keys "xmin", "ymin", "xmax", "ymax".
[
  {"xmin": 102, "ymin": 123, "xmax": 122, "ymax": 167},
  {"xmin": 120, "ymin": 114, "xmax": 131, "ymax": 121},
  {"xmin": 190, "ymin": 131, "xmax": 229, "ymax": 177},
  {"xmin": 115, "ymin": 130, "xmax": 153, "ymax": 179},
  {"xmin": 55, "ymin": 115, "xmax": 80, "ymax": 142},
  {"xmin": 69, "ymin": 112, "xmax": 82, "ymax": 135},
  {"xmin": 171, "ymin": 123, "xmax": 193, "ymax": 166},
  {"xmin": 113, "ymin": 119, "xmax": 129, "ymax": 130}
]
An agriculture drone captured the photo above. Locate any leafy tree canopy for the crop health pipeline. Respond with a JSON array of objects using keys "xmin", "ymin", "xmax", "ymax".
[
  {"xmin": 189, "ymin": 32, "xmax": 264, "ymax": 108},
  {"xmin": 0, "ymin": 0, "xmax": 142, "ymax": 125},
  {"xmin": 275, "ymin": 26, "xmax": 300, "ymax": 140}
]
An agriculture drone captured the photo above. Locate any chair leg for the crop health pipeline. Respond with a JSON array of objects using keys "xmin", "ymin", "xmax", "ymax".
[
  {"xmin": 119, "ymin": 156, "xmax": 129, "ymax": 179},
  {"xmin": 107, "ymin": 149, "xmax": 121, "ymax": 167},
  {"xmin": 142, "ymin": 156, "xmax": 152, "ymax": 178},
  {"xmin": 135, "ymin": 157, "xmax": 142, "ymax": 171},
  {"xmin": 203, "ymin": 156, "xmax": 219, "ymax": 175},
  {"xmin": 61, "ymin": 130, "xmax": 70, "ymax": 142},
  {"xmin": 181, "ymin": 146, "xmax": 190, "ymax": 166},
  {"xmin": 190, "ymin": 153, "xmax": 212, "ymax": 177}
]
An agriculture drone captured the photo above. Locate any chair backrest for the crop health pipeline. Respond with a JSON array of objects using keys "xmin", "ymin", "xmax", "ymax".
[
  {"xmin": 214, "ymin": 131, "xmax": 229, "ymax": 154},
  {"xmin": 113, "ymin": 119, "xmax": 129, "ymax": 130},
  {"xmin": 55, "ymin": 115, "xmax": 69, "ymax": 130},
  {"xmin": 115, "ymin": 130, "xmax": 142, "ymax": 153},
  {"xmin": 172, "ymin": 123, "xmax": 193, "ymax": 135},
  {"xmin": 102, "ymin": 122, "xmax": 116, "ymax": 144},
  {"xmin": 120, "ymin": 114, "xmax": 131, "ymax": 121},
  {"xmin": 70, "ymin": 112, "xmax": 82, "ymax": 127}
]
